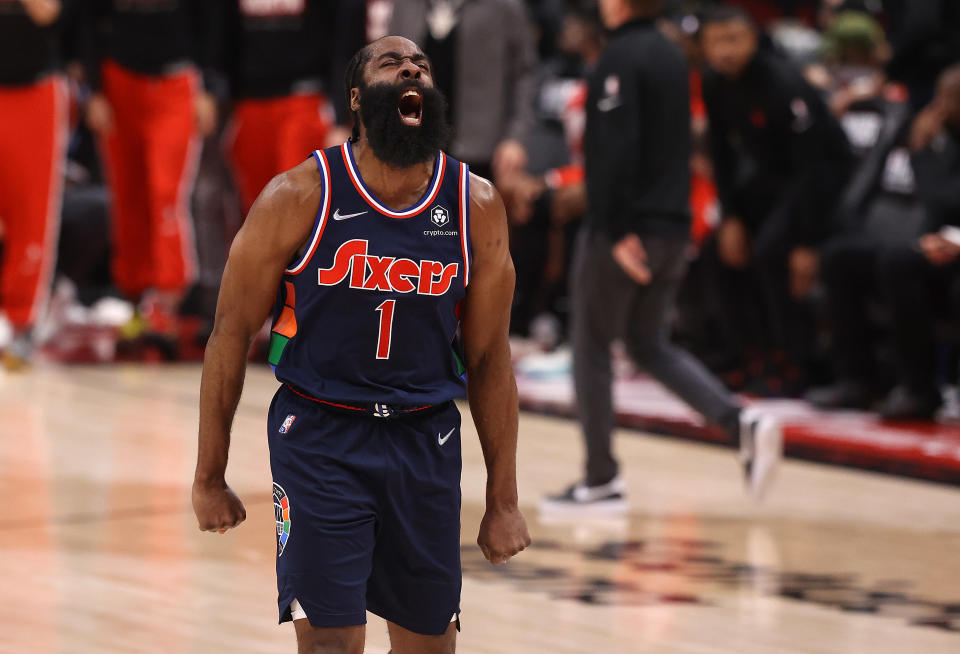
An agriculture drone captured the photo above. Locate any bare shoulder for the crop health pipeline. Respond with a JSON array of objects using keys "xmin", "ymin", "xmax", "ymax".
[
  {"xmin": 466, "ymin": 172, "xmax": 511, "ymax": 268},
  {"xmin": 236, "ymin": 158, "xmax": 324, "ymax": 259},
  {"xmin": 468, "ymin": 172, "xmax": 506, "ymax": 223},
  {"xmin": 253, "ymin": 158, "xmax": 324, "ymax": 222}
]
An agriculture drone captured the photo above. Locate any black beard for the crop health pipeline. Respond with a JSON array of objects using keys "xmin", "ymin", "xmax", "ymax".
[{"xmin": 358, "ymin": 81, "xmax": 452, "ymax": 168}]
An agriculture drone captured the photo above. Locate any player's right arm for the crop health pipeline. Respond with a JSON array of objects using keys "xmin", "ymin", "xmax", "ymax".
[{"xmin": 192, "ymin": 160, "xmax": 323, "ymax": 533}]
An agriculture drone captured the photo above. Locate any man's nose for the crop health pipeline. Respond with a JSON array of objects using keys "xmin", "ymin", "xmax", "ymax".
[{"xmin": 398, "ymin": 60, "xmax": 422, "ymax": 80}]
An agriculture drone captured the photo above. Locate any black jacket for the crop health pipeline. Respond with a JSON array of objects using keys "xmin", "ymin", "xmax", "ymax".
[
  {"xmin": 583, "ymin": 18, "xmax": 692, "ymax": 241},
  {"xmin": 703, "ymin": 49, "xmax": 855, "ymax": 247},
  {"xmin": 913, "ymin": 127, "xmax": 960, "ymax": 232}
]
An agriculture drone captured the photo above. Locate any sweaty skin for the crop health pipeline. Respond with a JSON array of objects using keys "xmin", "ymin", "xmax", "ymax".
[{"xmin": 192, "ymin": 33, "xmax": 529, "ymax": 654}]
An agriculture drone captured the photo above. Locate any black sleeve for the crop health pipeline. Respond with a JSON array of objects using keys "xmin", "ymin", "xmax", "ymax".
[
  {"xmin": 912, "ymin": 145, "xmax": 960, "ymax": 231},
  {"xmin": 702, "ymin": 74, "xmax": 740, "ymax": 218},
  {"xmin": 601, "ymin": 54, "xmax": 644, "ymax": 242},
  {"xmin": 327, "ymin": 0, "xmax": 367, "ymax": 125},
  {"xmin": 187, "ymin": 0, "xmax": 224, "ymax": 92},
  {"xmin": 753, "ymin": 65, "xmax": 849, "ymax": 250},
  {"xmin": 78, "ymin": 0, "xmax": 109, "ymax": 91}
]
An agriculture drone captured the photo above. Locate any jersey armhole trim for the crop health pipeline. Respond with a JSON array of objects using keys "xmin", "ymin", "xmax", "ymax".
[
  {"xmin": 459, "ymin": 162, "xmax": 471, "ymax": 287},
  {"xmin": 285, "ymin": 149, "xmax": 331, "ymax": 275}
]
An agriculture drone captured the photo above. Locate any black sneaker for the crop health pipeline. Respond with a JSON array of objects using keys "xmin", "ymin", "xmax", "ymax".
[
  {"xmin": 539, "ymin": 475, "xmax": 628, "ymax": 516},
  {"xmin": 877, "ymin": 386, "xmax": 942, "ymax": 421},
  {"xmin": 805, "ymin": 380, "xmax": 876, "ymax": 410}
]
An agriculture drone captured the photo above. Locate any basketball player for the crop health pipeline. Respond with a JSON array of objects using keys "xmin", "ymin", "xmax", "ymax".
[{"xmin": 192, "ymin": 36, "xmax": 530, "ymax": 654}]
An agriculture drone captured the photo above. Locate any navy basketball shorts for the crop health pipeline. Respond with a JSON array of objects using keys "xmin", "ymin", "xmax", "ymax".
[{"xmin": 267, "ymin": 384, "xmax": 463, "ymax": 636}]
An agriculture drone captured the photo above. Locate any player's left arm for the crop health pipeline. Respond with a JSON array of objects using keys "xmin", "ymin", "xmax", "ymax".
[{"xmin": 461, "ymin": 173, "xmax": 531, "ymax": 566}]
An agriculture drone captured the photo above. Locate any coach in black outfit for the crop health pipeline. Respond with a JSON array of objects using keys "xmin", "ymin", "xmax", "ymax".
[{"xmin": 543, "ymin": 0, "xmax": 781, "ymax": 512}]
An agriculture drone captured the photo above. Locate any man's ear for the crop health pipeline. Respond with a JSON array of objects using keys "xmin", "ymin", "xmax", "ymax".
[{"xmin": 350, "ymin": 87, "xmax": 361, "ymax": 113}]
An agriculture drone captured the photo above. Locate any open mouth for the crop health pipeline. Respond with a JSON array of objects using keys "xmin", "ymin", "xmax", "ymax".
[{"xmin": 398, "ymin": 88, "xmax": 423, "ymax": 127}]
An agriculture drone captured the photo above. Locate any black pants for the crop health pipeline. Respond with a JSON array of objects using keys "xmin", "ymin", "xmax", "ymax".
[
  {"xmin": 879, "ymin": 245, "xmax": 960, "ymax": 394},
  {"xmin": 571, "ymin": 229, "xmax": 740, "ymax": 485},
  {"xmin": 821, "ymin": 238, "xmax": 960, "ymax": 394}
]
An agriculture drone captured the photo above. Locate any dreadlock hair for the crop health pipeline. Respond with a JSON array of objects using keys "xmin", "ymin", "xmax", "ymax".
[{"xmin": 344, "ymin": 43, "xmax": 378, "ymax": 143}]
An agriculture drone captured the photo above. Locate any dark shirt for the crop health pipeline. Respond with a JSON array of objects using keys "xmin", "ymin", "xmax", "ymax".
[
  {"xmin": 703, "ymin": 49, "xmax": 854, "ymax": 224},
  {"xmin": 0, "ymin": 0, "xmax": 74, "ymax": 86},
  {"xmin": 913, "ymin": 127, "xmax": 960, "ymax": 232},
  {"xmin": 583, "ymin": 18, "xmax": 691, "ymax": 241},
  {"xmin": 423, "ymin": 25, "xmax": 459, "ymax": 135},
  {"xmin": 83, "ymin": 0, "xmax": 219, "ymax": 90},
  {"xmin": 219, "ymin": 0, "xmax": 336, "ymax": 100}
]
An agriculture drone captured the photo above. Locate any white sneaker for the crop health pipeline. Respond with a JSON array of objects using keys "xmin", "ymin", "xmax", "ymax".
[
  {"xmin": 540, "ymin": 475, "xmax": 628, "ymax": 516},
  {"xmin": 738, "ymin": 407, "xmax": 783, "ymax": 501}
]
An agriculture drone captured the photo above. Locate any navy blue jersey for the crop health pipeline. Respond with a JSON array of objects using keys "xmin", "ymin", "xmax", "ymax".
[{"xmin": 268, "ymin": 142, "xmax": 471, "ymax": 407}]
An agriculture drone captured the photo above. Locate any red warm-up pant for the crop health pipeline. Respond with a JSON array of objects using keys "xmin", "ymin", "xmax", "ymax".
[
  {"xmin": 224, "ymin": 93, "xmax": 334, "ymax": 215},
  {"xmin": 100, "ymin": 60, "xmax": 199, "ymax": 298},
  {"xmin": 0, "ymin": 76, "xmax": 67, "ymax": 329}
]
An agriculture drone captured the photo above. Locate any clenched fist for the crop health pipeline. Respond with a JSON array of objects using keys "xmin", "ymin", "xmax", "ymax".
[
  {"xmin": 477, "ymin": 505, "xmax": 531, "ymax": 565},
  {"xmin": 192, "ymin": 479, "xmax": 246, "ymax": 533}
]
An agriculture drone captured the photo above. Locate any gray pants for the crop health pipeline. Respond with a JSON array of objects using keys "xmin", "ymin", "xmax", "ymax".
[{"xmin": 571, "ymin": 229, "xmax": 740, "ymax": 485}]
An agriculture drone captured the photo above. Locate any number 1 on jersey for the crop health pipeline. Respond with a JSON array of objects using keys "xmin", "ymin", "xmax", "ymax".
[{"xmin": 375, "ymin": 300, "xmax": 396, "ymax": 359}]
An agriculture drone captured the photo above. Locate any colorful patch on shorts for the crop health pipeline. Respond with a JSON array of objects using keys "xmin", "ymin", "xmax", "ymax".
[
  {"xmin": 273, "ymin": 482, "xmax": 291, "ymax": 557},
  {"xmin": 279, "ymin": 414, "xmax": 296, "ymax": 434}
]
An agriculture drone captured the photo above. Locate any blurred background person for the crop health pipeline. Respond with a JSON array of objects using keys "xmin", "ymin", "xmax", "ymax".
[
  {"xmin": 218, "ymin": 0, "xmax": 341, "ymax": 217},
  {"xmin": 499, "ymin": 2, "xmax": 603, "ymax": 343},
  {"xmin": 542, "ymin": 0, "xmax": 781, "ymax": 513},
  {"xmin": 699, "ymin": 5, "xmax": 854, "ymax": 395},
  {"xmin": 872, "ymin": 64, "xmax": 960, "ymax": 420},
  {"xmin": 883, "ymin": 0, "xmax": 960, "ymax": 113},
  {"xmin": 0, "ymin": 0, "xmax": 70, "ymax": 369},
  {"xmin": 389, "ymin": 0, "xmax": 536, "ymax": 183},
  {"xmin": 803, "ymin": 9, "xmax": 922, "ymax": 412},
  {"xmin": 82, "ymin": 0, "xmax": 219, "ymax": 344}
]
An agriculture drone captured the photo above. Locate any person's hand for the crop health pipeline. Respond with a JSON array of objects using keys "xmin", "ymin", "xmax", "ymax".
[
  {"xmin": 195, "ymin": 91, "xmax": 218, "ymax": 138},
  {"xmin": 612, "ymin": 233, "xmax": 652, "ymax": 284},
  {"xmin": 550, "ymin": 182, "xmax": 587, "ymax": 225},
  {"xmin": 86, "ymin": 93, "xmax": 114, "ymax": 135},
  {"xmin": 477, "ymin": 504, "xmax": 531, "ymax": 565},
  {"xmin": 909, "ymin": 103, "xmax": 946, "ymax": 152},
  {"xmin": 919, "ymin": 233, "xmax": 960, "ymax": 266},
  {"xmin": 499, "ymin": 172, "xmax": 544, "ymax": 225},
  {"xmin": 717, "ymin": 217, "xmax": 750, "ymax": 269},
  {"xmin": 492, "ymin": 139, "xmax": 528, "ymax": 181},
  {"xmin": 789, "ymin": 246, "xmax": 819, "ymax": 298},
  {"xmin": 192, "ymin": 478, "xmax": 246, "ymax": 533}
]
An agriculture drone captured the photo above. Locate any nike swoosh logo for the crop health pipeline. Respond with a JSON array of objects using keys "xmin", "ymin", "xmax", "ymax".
[
  {"xmin": 438, "ymin": 427, "xmax": 455, "ymax": 446},
  {"xmin": 333, "ymin": 209, "xmax": 368, "ymax": 221}
]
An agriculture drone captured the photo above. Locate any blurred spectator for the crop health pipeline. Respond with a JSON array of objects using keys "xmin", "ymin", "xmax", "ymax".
[
  {"xmin": 874, "ymin": 65, "xmax": 960, "ymax": 420},
  {"xmin": 805, "ymin": 9, "xmax": 889, "ymax": 118},
  {"xmin": 883, "ymin": 0, "xmax": 960, "ymax": 112},
  {"xmin": 81, "ymin": 0, "xmax": 220, "ymax": 341},
  {"xmin": 699, "ymin": 5, "xmax": 854, "ymax": 394},
  {"xmin": 389, "ymin": 0, "xmax": 536, "ymax": 182},
  {"xmin": 0, "ymin": 0, "xmax": 70, "ymax": 369},
  {"xmin": 806, "ymin": 75, "xmax": 921, "ymax": 411},
  {"xmin": 218, "ymin": 0, "xmax": 340, "ymax": 216},
  {"xmin": 501, "ymin": 4, "xmax": 603, "ymax": 340}
]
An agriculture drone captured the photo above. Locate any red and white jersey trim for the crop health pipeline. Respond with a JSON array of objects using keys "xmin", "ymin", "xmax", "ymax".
[
  {"xmin": 286, "ymin": 149, "xmax": 332, "ymax": 275},
  {"xmin": 341, "ymin": 141, "xmax": 446, "ymax": 218}
]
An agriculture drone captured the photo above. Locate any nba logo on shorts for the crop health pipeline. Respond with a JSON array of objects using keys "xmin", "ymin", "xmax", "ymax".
[
  {"xmin": 430, "ymin": 205, "xmax": 449, "ymax": 227},
  {"xmin": 279, "ymin": 414, "xmax": 296, "ymax": 434},
  {"xmin": 273, "ymin": 483, "xmax": 291, "ymax": 557}
]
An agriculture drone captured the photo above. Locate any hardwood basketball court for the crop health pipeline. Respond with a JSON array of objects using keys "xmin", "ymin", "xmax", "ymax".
[{"xmin": 2, "ymin": 363, "xmax": 959, "ymax": 653}]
